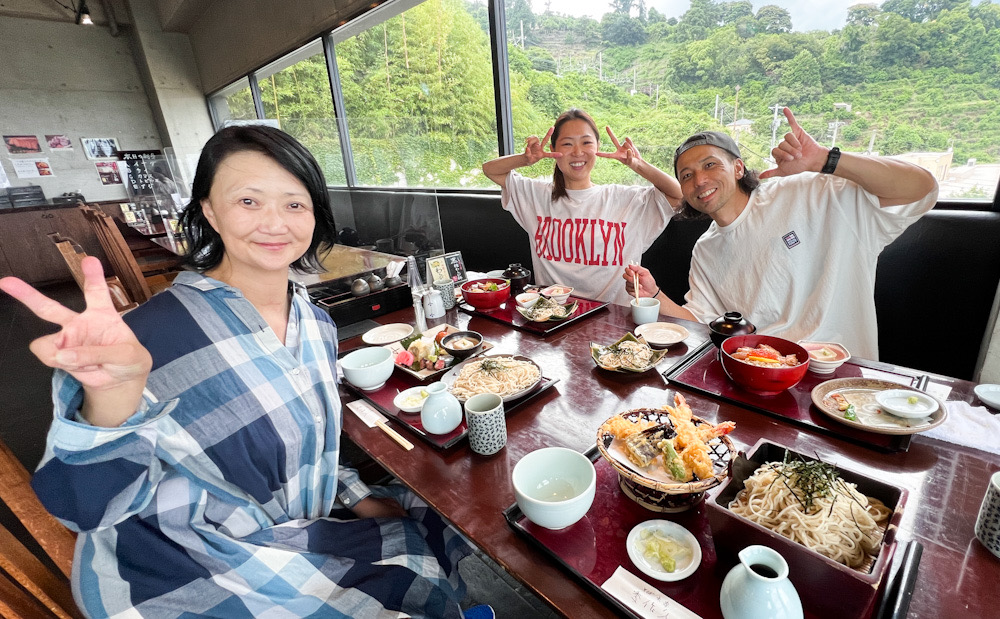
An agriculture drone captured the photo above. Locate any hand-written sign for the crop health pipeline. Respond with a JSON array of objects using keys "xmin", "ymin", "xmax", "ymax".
[{"xmin": 117, "ymin": 150, "xmax": 162, "ymax": 196}]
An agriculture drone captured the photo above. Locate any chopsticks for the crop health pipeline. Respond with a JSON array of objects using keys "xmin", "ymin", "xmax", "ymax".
[
  {"xmin": 376, "ymin": 419, "xmax": 414, "ymax": 450},
  {"xmin": 630, "ymin": 260, "xmax": 640, "ymax": 302}
]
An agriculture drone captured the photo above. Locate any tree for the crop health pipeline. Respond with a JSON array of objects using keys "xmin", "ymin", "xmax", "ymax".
[
  {"xmin": 602, "ymin": 12, "xmax": 647, "ymax": 46},
  {"xmin": 721, "ymin": 1, "xmax": 753, "ymax": 25},
  {"xmin": 756, "ymin": 5, "xmax": 792, "ymax": 34},
  {"xmin": 846, "ymin": 4, "xmax": 881, "ymax": 27},
  {"xmin": 882, "ymin": 0, "xmax": 963, "ymax": 23}
]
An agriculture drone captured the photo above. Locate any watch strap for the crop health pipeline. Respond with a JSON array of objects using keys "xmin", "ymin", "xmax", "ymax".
[{"xmin": 821, "ymin": 147, "xmax": 841, "ymax": 174}]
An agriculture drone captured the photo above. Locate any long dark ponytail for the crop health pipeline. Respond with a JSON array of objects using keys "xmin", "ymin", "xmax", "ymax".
[{"xmin": 550, "ymin": 108, "xmax": 600, "ymax": 202}]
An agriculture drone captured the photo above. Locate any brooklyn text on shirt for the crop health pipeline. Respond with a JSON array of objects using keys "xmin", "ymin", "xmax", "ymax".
[{"xmin": 534, "ymin": 216, "xmax": 627, "ymax": 266}]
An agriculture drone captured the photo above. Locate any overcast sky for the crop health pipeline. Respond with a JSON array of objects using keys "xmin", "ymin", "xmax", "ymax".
[{"xmin": 537, "ymin": 0, "xmax": 999, "ymax": 33}]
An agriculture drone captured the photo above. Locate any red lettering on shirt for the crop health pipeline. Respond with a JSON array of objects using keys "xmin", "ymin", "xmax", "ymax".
[{"xmin": 533, "ymin": 216, "xmax": 627, "ymax": 267}]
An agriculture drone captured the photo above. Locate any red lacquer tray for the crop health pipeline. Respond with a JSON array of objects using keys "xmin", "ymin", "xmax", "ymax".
[
  {"xmin": 663, "ymin": 343, "xmax": 926, "ymax": 452},
  {"xmin": 504, "ymin": 446, "xmax": 920, "ymax": 619},
  {"xmin": 458, "ymin": 294, "xmax": 608, "ymax": 335},
  {"xmin": 344, "ymin": 369, "xmax": 558, "ymax": 449}
]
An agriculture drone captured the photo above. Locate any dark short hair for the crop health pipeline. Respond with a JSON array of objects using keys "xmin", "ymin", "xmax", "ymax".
[
  {"xmin": 673, "ymin": 131, "xmax": 742, "ymax": 176},
  {"xmin": 550, "ymin": 109, "xmax": 600, "ymax": 202},
  {"xmin": 674, "ymin": 143, "xmax": 761, "ymax": 220},
  {"xmin": 180, "ymin": 125, "xmax": 336, "ymax": 273}
]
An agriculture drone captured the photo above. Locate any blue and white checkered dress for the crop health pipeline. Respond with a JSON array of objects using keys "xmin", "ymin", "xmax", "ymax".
[{"xmin": 32, "ymin": 272, "xmax": 470, "ymax": 618}]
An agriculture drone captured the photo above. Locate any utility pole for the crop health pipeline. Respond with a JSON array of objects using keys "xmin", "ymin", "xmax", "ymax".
[
  {"xmin": 519, "ymin": 20, "xmax": 524, "ymax": 49},
  {"xmin": 867, "ymin": 130, "xmax": 877, "ymax": 154},
  {"xmin": 714, "ymin": 94, "xmax": 720, "ymax": 123},
  {"xmin": 829, "ymin": 121, "xmax": 847, "ymax": 148},
  {"xmin": 655, "ymin": 84, "xmax": 659, "ymax": 108},
  {"xmin": 769, "ymin": 104, "xmax": 783, "ymax": 156},
  {"xmin": 599, "ymin": 52, "xmax": 602, "ymax": 80},
  {"xmin": 733, "ymin": 86, "xmax": 741, "ymax": 145}
]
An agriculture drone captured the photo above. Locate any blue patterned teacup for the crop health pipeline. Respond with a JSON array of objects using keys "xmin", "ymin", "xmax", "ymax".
[{"xmin": 975, "ymin": 470, "xmax": 1000, "ymax": 559}]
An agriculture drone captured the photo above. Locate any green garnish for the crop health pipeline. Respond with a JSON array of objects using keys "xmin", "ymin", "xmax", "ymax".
[
  {"xmin": 769, "ymin": 454, "xmax": 841, "ymax": 512},
  {"xmin": 400, "ymin": 332, "xmax": 422, "ymax": 350},
  {"xmin": 477, "ymin": 358, "xmax": 508, "ymax": 378},
  {"xmin": 907, "ymin": 396, "xmax": 919, "ymax": 405},
  {"xmin": 843, "ymin": 404, "xmax": 858, "ymax": 421}
]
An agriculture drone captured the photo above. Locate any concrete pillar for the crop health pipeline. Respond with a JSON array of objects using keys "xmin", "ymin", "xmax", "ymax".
[{"xmin": 124, "ymin": 0, "xmax": 214, "ymax": 189}]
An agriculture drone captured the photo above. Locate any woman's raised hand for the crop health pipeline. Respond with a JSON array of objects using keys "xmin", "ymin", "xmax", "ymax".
[
  {"xmin": 523, "ymin": 127, "xmax": 562, "ymax": 165},
  {"xmin": 0, "ymin": 257, "xmax": 151, "ymax": 426},
  {"xmin": 598, "ymin": 126, "xmax": 642, "ymax": 167}
]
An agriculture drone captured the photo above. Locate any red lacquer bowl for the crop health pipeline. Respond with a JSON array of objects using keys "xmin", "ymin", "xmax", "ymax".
[
  {"xmin": 461, "ymin": 278, "xmax": 510, "ymax": 312},
  {"xmin": 720, "ymin": 334, "xmax": 810, "ymax": 396}
]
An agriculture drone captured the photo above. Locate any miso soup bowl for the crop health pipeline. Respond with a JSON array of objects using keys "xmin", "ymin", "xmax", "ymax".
[
  {"xmin": 512, "ymin": 447, "xmax": 596, "ymax": 530},
  {"xmin": 340, "ymin": 346, "xmax": 394, "ymax": 391}
]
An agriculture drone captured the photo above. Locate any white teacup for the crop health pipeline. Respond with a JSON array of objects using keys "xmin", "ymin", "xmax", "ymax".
[
  {"xmin": 465, "ymin": 393, "xmax": 506, "ymax": 456},
  {"xmin": 975, "ymin": 470, "xmax": 1000, "ymax": 558},
  {"xmin": 631, "ymin": 297, "xmax": 660, "ymax": 325}
]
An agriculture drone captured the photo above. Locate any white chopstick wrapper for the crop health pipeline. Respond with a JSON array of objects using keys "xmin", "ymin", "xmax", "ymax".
[
  {"xmin": 601, "ymin": 567, "xmax": 702, "ymax": 619},
  {"xmin": 346, "ymin": 400, "xmax": 414, "ymax": 451}
]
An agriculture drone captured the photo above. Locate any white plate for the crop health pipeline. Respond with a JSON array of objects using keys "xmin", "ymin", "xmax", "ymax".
[
  {"xmin": 626, "ymin": 520, "xmax": 702, "ymax": 582},
  {"xmin": 393, "ymin": 386, "xmax": 429, "ymax": 413},
  {"xmin": 875, "ymin": 389, "xmax": 939, "ymax": 419},
  {"xmin": 440, "ymin": 354, "xmax": 543, "ymax": 402},
  {"xmin": 634, "ymin": 322, "xmax": 690, "ymax": 347},
  {"xmin": 975, "ymin": 384, "xmax": 1000, "ymax": 409},
  {"xmin": 362, "ymin": 323, "xmax": 414, "ymax": 345}
]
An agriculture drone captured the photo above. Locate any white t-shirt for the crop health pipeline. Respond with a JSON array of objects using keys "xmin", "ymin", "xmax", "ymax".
[
  {"xmin": 683, "ymin": 172, "xmax": 937, "ymax": 360},
  {"xmin": 502, "ymin": 171, "xmax": 675, "ymax": 305}
]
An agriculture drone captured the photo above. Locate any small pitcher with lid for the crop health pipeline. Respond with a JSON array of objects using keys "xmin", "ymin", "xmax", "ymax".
[{"xmin": 502, "ymin": 263, "xmax": 531, "ymax": 295}]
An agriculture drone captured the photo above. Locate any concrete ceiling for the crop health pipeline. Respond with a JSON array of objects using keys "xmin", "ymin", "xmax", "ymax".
[{"xmin": 0, "ymin": 0, "xmax": 212, "ymax": 32}]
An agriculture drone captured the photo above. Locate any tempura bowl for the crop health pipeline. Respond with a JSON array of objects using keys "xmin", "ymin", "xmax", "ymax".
[
  {"xmin": 341, "ymin": 346, "xmax": 394, "ymax": 391},
  {"xmin": 513, "ymin": 447, "xmax": 596, "ymax": 530},
  {"xmin": 721, "ymin": 335, "xmax": 809, "ymax": 396}
]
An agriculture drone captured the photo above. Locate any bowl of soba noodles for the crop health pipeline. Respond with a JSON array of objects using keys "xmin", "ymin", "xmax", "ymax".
[{"xmin": 720, "ymin": 335, "xmax": 809, "ymax": 396}]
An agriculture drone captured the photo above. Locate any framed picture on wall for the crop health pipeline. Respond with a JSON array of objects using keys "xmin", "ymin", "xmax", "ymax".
[{"xmin": 81, "ymin": 137, "xmax": 120, "ymax": 160}]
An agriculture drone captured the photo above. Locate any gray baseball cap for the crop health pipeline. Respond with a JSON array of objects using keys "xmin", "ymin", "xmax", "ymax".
[{"xmin": 674, "ymin": 131, "xmax": 742, "ymax": 175}]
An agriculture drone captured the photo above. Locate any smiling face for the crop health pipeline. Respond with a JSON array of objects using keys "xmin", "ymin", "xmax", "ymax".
[
  {"xmin": 676, "ymin": 145, "xmax": 749, "ymax": 226},
  {"xmin": 552, "ymin": 118, "xmax": 600, "ymax": 189},
  {"xmin": 200, "ymin": 150, "xmax": 315, "ymax": 285}
]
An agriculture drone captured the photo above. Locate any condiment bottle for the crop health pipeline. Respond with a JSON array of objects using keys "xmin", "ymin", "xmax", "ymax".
[{"xmin": 406, "ymin": 256, "xmax": 428, "ymax": 333}]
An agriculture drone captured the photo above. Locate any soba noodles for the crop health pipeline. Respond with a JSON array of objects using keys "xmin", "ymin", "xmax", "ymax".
[
  {"xmin": 450, "ymin": 356, "xmax": 540, "ymax": 399},
  {"xmin": 729, "ymin": 459, "xmax": 892, "ymax": 568}
]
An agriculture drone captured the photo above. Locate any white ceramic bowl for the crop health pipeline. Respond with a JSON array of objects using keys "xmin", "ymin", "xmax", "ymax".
[
  {"xmin": 341, "ymin": 346, "xmax": 394, "ymax": 391},
  {"xmin": 512, "ymin": 447, "xmax": 596, "ymax": 530},
  {"xmin": 798, "ymin": 340, "xmax": 851, "ymax": 374},
  {"xmin": 875, "ymin": 389, "xmax": 939, "ymax": 419},
  {"xmin": 515, "ymin": 292, "xmax": 540, "ymax": 309},
  {"xmin": 975, "ymin": 384, "xmax": 1000, "ymax": 409},
  {"xmin": 541, "ymin": 285, "xmax": 573, "ymax": 305}
]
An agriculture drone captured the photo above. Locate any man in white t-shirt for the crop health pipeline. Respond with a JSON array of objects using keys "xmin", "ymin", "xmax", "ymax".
[{"xmin": 625, "ymin": 108, "xmax": 938, "ymax": 359}]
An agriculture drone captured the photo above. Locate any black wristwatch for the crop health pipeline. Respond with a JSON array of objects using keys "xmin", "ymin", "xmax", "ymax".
[{"xmin": 821, "ymin": 147, "xmax": 841, "ymax": 174}]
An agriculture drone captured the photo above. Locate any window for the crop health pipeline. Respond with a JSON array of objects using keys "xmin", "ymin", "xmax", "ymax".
[
  {"xmin": 207, "ymin": 78, "xmax": 257, "ymax": 127},
  {"xmin": 256, "ymin": 42, "xmax": 348, "ymax": 186},
  {"xmin": 333, "ymin": 0, "xmax": 498, "ymax": 188},
  {"xmin": 504, "ymin": 1, "xmax": 1000, "ymax": 200}
]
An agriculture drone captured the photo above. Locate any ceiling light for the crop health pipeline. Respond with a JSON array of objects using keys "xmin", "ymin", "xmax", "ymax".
[{"xmin": 76, "ymin": 0, "xmax": 93, "ymax": 25}]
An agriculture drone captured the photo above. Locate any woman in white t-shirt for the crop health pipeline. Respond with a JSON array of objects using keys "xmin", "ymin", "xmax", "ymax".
[{"xmin": 482, "ymin": 108, "xmax": 682, "ymax": 305}]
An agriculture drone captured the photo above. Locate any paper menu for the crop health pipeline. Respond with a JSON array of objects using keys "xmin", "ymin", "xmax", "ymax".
[{"xmin": 601, "ymin": 566, "xmax": 702, "ymax": 619}]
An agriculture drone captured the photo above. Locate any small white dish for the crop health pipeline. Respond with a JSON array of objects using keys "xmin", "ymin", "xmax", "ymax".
[
  {"xmin": 485, "ymin": 269, "xmax": 506, "ymax": 278},
  {"xmin": 541, "ymin": 284, "xmax": 573, "ymax": 305},
  {"xmin": 393, "ymin": 386, "xmax": 429, "ymax": 413},
  {"xmin": 626, "ymin": 520, "xmax": 701, "ymax": 582},
  {"xmin": 974, "ymin": 384, "xmax": 1000, "ymax": 409},
  {"xmin": 515, "ymin": 292, "xmax": 540, "ymax": 309},
  {"xmin": 362, "ymin": 323, "xmax": 414, "ymax": 345},
  {"xmin": 875, "ymin": 389, "xmax": 939, "ymax": 419},
  {"xmin": 634, "ymin": 322, "xmax": 690, "ymax": 347}
]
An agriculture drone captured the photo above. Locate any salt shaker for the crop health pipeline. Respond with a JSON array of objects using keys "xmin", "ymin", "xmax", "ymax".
[{"xmin": 406, "ymin": 256, "xmax": 428, "ymax": 332}]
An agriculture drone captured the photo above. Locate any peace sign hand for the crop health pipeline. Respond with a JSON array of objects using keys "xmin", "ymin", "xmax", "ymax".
[
  {"xmin": 597, "ymin": 126, "xmax": 642, "ymax": 168},
  {"xmin": 760, "ymin": 108, "xmax": 829, "ymax": 180},
  {"xmin": 523, "ymin": 127, "xmax": 563, "ymax": 165},
  {"xmin": 0, "ymin": 257, "xmax": 151, "ymax": 426}
]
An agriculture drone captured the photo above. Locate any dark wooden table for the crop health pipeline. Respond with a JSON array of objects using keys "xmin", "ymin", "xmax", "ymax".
[{"xmin": 339, "ymin": 303, "xmax": 1000, "ymax": 618}]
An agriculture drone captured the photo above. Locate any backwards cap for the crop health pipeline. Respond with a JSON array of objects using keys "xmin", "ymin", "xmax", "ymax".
[{"xmin": 674, "ymin": 131, "xmax": 742, "ymax": 175}]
